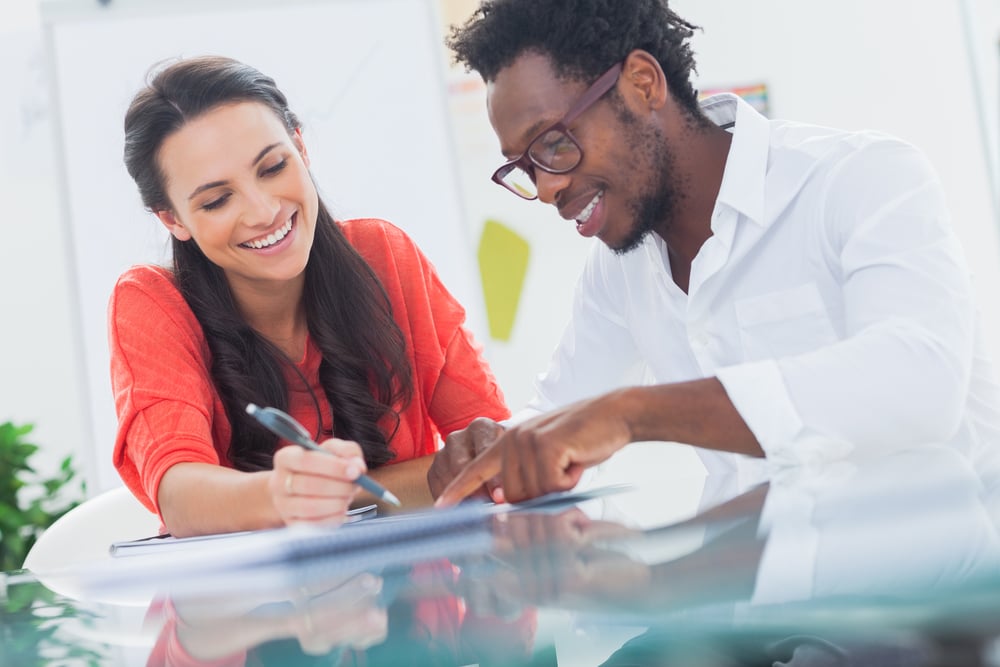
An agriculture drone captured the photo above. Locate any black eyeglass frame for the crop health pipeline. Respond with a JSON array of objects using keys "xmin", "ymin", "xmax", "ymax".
[{"xmin": 491, "ymin": 62, "xmax": 624, "ymax": 200}]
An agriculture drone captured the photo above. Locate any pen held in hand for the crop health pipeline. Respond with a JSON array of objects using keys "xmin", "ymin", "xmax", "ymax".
[{"xmin": 246, "ymin": 403, "xmax": 402, "ymax": 507}]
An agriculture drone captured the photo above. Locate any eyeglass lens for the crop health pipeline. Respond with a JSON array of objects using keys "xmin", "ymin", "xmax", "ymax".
[{"xmin": 497, "ymin": 129, "xmax": 581, "ymax": 198}]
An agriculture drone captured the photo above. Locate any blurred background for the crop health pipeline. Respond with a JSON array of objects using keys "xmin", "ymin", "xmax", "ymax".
[{"xmin": 3, "ymin": 0, "xmax": 999, "ymax": 496}]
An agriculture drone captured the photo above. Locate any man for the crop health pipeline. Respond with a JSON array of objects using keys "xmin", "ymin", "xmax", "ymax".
[{"xmin": 431, "ymin": 0, "xmax": 1000, "ymax": 506}]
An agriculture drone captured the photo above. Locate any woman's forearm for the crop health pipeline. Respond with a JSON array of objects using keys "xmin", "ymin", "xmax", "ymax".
[
  {"xmin": 157, "ymin": 462, "xmax": 281, "ymax": 537},
  {"xmin": 359, "ymin": 453, "xmax": 436, "ymax": 512}
]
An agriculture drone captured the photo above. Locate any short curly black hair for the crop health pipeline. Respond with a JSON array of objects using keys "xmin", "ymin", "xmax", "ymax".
[{"xmin": 447, "ymin": 0, "xmax": 703, "ymax": 116}]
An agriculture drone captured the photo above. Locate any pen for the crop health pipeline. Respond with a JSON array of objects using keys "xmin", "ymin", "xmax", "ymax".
[{"xmin": 245, "ymin": 403, "xmax": 401, "ymax": 507}]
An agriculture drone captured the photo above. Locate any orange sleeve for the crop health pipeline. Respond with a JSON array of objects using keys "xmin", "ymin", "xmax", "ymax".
[{"xmin": 108, "ymin": 266, "xmax": 225, "ymax": 515}]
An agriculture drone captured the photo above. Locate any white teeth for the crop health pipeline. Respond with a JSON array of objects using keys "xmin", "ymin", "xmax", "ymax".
[
  {"xmin": 577, "ymin": 191, "xmax": 603, "ymax": 223},
  {"xmin": 243, "ymin": 217, "xmax": 293, "ymax": 249}
]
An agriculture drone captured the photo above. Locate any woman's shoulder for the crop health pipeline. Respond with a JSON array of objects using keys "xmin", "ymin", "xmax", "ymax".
[
  {"xmin": 114, "ymin": 264, "xmax": 176, "ymax": 292},
  {"xmin": 110, "ymin": 264, "xmax": 189, "ymax": 320},
  {"xmin": 337, "ymin": 218, "xmax": 419, "ymax": 255}
]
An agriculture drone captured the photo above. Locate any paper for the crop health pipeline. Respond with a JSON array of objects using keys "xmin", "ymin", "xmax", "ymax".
[
  {"xmin": 70, "ymin": 485, "xmax": 634, "ymax": 600},
  {"xmin": 108, "ymin": 504, "xmax": 378, "ymax": 558}
]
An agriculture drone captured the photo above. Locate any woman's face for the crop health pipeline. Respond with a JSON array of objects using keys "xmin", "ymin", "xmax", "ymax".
[{"xmin": 155, "ymin": 101, "xmax": 319, "ymax": 293}]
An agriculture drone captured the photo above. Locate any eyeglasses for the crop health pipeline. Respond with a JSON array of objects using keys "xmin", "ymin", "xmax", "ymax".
[{"xmin": 491, "ymin": 62, "xmax": 624, "ymax": 200}]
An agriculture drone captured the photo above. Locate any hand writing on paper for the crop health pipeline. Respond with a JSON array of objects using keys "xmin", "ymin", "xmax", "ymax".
[
  {"xmin": 270, "ymin": 438, "xmax": 367, "ymax": 525},
  {"xmin": 428, "ymin": 417, "xmax": 507, "ymax": 502},
  {"xmin": 435, "ymin": 396, "xmax": 631, "ymax": 506}
]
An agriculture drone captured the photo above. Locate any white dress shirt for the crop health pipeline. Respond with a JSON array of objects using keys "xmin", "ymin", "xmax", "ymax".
[{"xmin": 524, "ymin": 93, "xmax": 1000, "ymax": 476}]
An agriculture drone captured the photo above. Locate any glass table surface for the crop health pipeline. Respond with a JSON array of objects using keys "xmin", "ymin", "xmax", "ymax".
[{"xmin": 3, "ymin": 445, "xmax": 999, "ymax": 667}]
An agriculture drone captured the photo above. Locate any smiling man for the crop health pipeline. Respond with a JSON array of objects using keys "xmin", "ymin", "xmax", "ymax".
[{"xmin": 431, "ymin": 0, "xmax": 1000, "ymax": 505}]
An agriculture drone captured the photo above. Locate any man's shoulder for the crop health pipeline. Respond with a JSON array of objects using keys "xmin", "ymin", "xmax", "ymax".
[{"xmin": 769, "ymin": 118, "xmax": 920, "ymax": 164}]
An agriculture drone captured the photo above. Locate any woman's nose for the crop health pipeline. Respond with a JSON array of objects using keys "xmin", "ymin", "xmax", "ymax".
[{"xmin": 243, "ymin": 186, "xmax": 281, "ymax": 226}]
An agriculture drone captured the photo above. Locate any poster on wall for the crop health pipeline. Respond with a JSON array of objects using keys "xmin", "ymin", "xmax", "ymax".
[{"xmin": 699, "ymin": 82, "xmax": 770, "ymax": 117}]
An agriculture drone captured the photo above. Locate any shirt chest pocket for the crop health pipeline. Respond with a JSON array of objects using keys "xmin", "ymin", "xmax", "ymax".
[{"xmin": 734, "ymin": 283, "xmax": 838, "ymax": 361}]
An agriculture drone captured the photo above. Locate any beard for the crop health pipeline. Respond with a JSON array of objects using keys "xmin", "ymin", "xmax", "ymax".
[{"xmin": 608, "ymin": 105, "xmax": 683, "ymax": 255}]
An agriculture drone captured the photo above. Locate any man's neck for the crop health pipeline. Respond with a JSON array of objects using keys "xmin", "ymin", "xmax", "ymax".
[{"xmin": 659, "ymin": 119, "xmax": 733, "ymax": 292}]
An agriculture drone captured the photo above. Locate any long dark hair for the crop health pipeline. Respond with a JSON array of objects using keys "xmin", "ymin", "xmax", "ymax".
[{"xmin": 122, "ymin": 56, "xmax": 412, "ymax": 471}]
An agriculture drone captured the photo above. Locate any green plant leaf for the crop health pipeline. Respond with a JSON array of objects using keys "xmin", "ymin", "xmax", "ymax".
[{"xmin": 0, "ymin": 422, "xmax": 84, "ymax": 570}]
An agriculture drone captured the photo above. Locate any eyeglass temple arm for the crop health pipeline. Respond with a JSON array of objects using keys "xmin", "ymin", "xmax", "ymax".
[{"xmin": 561, "ymin": 62, "xmax": 624, "ymax": 127}]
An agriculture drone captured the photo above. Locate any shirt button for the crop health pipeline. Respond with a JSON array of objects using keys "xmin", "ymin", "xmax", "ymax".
[{"xmin": 690, "ymin": 330, "xmax": 710, "ymax": 347}]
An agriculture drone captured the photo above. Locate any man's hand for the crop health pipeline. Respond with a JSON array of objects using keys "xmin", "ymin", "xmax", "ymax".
[
  {"xmin": 427, "ymin": 417, "xmax": 506, "ymax": 500},
  {"xmin": 435, "ymin": 393, "xmax": 633, "ymax": 506}
]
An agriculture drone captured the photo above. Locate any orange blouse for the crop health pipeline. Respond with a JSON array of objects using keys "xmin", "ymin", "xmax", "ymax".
[{"xmin": 109, "ymin": 218, "xmax": 509, "ymax": 515}]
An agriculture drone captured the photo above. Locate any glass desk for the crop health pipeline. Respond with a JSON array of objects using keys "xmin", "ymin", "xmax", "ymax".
[{"xmin": 3, "ymin": 445, "xmax": 999, "ymax": 666}]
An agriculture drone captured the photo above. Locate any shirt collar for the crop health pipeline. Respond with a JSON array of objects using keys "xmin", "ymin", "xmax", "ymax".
[{"xmin": 699, "ymin": 93, "xmax": 770, "ymax": 227}]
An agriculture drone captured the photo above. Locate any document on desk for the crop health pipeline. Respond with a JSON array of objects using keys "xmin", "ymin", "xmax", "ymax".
[
  {"xmin": 69, "ymin": 484, "xmax": 632, "ymax": 598},
  {"xmin": 108, "ymin": 504, "xmax": 378, "ymax": 558},
  {"xmin": 108, "ymin": 484, "xmax": 633, "ymax": 559}
]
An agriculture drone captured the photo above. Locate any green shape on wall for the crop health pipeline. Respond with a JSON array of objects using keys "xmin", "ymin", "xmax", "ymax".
[{"xmin": 478, "ymin": 219, "xmax": 530, "ymax": 342}]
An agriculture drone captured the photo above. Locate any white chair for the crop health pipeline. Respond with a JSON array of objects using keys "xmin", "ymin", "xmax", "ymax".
[
  {"xmin": 22, "ymin": 485, "xmax": 161, "ymax": 603},
  {"xmin": 23, "ymin": 486, "xmax": 160, "ymax": 572}
]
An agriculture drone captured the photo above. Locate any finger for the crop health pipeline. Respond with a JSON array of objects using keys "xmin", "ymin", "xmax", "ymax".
[
  {"xmin": 283, "ymin": 447, "xmax": 366, "ymax": 484},
  {"xmin": 499, "ymin": 433, "xmax": 529, "ymax": 504},
  {"xmin": 442, "ymin": 432, "xmax": 476, "ymax": 467},
  {"xmin": 490, "ymin": 486, "xmax": 505, "ymax": 504},
  {"xmin": 283, "ymin": 495, "xmax": 353, "ymax": 523},
  {"xmin": 428, "ymin": 436, "xmax": 473, "ymax": 499},
  {"xmin": 283, "ymin": 471, "xmax": 362, "ymax": 500},
  {"xmin": 468, "ymin": 418, "xmax": 506, "ymax": 455},
  {"xmin": 318, "ymin": 438, "xmax": 367, "ymax": 479},
  {"xmin": 434, "ymin": 442, "xmax": 504, "ymax": 507},
  {"xmin": 319, "ymin": 437, "xmax": 364, "ymax": 463},
  {"xmin": 520, "ymin": 432, "xmax": 547, "ymax": 501}
]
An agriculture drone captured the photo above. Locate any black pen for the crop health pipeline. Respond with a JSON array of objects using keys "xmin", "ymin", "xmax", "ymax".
[{"xmin": 246, "ymin": 403, "xmax": 401, "ymax": 507}]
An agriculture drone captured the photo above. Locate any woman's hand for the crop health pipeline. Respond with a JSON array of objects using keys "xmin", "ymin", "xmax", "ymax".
[{"xmin": 270, "ymin": 438, "xmax": 368, "ymax": 525}]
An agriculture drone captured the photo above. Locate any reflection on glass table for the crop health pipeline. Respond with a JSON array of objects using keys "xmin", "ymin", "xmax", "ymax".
[{"xmin": 2, "ymin": 444, "xmax": 999, "ymax": 666}]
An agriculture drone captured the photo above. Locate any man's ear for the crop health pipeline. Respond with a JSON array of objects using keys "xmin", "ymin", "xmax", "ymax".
[
  {"xmin": 155, "ymin": 209, "xmax": 192, "ymax": 242},
  {"xmin": 622, "ymin": 49, "xmax": 668, "ymax": 111},
  {"xmin": 293, "ymin": 128, "xmax": 310, "ymax": 168}
]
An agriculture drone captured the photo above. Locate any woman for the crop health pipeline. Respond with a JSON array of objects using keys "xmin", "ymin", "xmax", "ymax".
[{"xmin": 110, "ymin": 56, "xmax": 509, "ymax": 537}]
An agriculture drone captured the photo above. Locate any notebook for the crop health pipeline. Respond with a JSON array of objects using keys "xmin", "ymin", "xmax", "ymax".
[{"xmin": 108, "ymin": 504, "xmax": 379, "ymax": 558}]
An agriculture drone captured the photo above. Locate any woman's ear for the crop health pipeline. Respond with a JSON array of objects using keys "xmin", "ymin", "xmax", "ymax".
[
  {"xmin": 155, "ymin": 209, "xmax": 192, "ymax": 242},
  {"xmin": 293, "ymin": 128, "xmax": 310, "ymax": 168}
]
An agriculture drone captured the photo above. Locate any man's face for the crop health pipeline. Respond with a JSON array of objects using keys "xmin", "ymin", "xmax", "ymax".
[{"xmin": 486, "ymin": 52, "xmax": 682, "ymax": 253}]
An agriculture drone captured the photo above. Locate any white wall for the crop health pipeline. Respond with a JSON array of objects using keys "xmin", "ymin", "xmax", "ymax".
[
  {"xmin": 0, "ymin": 0, "xmax": 91, "ymax": 486},
  {"xmin": 3, "ymin": 0, "xmax": 1000, "ymax": 495}
]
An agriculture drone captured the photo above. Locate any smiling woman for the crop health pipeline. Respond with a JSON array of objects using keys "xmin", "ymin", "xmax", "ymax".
[{"xmin": 109, "ymin": 56, "xmax": 509, "ymax": 537}]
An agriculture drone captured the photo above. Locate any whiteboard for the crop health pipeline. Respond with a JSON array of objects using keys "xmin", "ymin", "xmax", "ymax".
[{"xmin": 44, "ymin": 0, "xmax": 483, "ymax": 491}]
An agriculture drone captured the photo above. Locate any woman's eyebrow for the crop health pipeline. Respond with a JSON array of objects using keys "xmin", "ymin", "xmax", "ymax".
[{"xmin": 187, "ymin": 142, "xmax": 284, "ymax": 201}]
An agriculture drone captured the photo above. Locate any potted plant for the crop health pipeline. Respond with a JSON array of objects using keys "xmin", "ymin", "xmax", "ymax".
[{"xmin": 0, "ymin": 422, "xmax": 84, "ymax": 572}]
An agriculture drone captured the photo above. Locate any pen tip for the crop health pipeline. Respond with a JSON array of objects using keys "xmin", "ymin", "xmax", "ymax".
[
  {"xmin": 384, "ymin": 490, "xmax": 402, "ymax": 507},
  {"xmin": 246, "ymin": 403, "xmax": 258, "ymax": 415}
]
